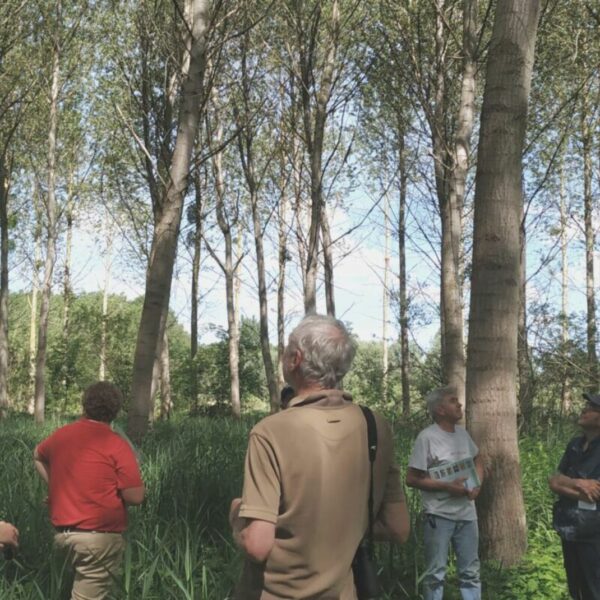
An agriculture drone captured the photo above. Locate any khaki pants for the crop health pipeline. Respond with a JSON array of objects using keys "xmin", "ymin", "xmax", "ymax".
[{"xmin": 54, "ymin": 531, "xmax": 126, "ymax": 600}]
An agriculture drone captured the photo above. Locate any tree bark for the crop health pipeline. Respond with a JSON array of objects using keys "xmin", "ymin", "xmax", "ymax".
[
  {"xmin": 0, "ymin": 156, "xmax": 10, "ymax": 418},
  {"xmin": 581, "ymin": 91, "xmax": 598, "ymax": 391},
  {"xmin": 517, "ymin": 218, "xmax": 533, "ymax": 422},
  {"xmin": 465, "ymin": 0, "xmax": 541, "ymax": 565},
  {"xmin": 61, "ymin": 183, "xmax": 74, "ymax": 404},
  {"xmin": 34, "ymin": 13, "xmax": 62, "ymax": 423},
  {"xmin": 235, "ymin": 40, "xmax": 280, "ymax": 412},
  {"xmin": 321, "ymin": 204, "xmax": 335, "ymax": 317},
  {"xmin": 559, "ymin": 159, "xmax": 570, "ymax": 413},
  {"xmin": 190, "ymin": 167, "xmax": 203, "ymax": 407},
  {"xmin": 28, "ymin": 182, "xmax": 42, "ymax": 415},
  {"xmin": 397, "ymin": 124, "xmax": 410, "ymax": 416},
  {"xmin": 294, "ymin": 0, "xmax": 340, "ymax": 314},
  {"xmin": 382, "ymin": 192, "xmax": 390, "ymax": 405},
  {"xmin": 127, "ymin": 0, "xmax": 209, "ymax": 442},
  {"xmin": 99, "ymin": 223, "xmax": 112, "ymax": 381}
]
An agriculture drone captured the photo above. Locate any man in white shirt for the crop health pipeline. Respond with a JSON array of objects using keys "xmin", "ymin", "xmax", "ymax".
[{"xmin": 406, "ymin": 386, "xmax": 484, "ymax": 600}]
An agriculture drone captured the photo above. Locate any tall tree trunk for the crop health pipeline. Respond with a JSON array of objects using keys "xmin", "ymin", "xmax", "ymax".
[
  {"xmin": 296, "ymin": 0, "xmax": 340, "ymax": 314},
  {"xmin": 99, "ymin": 225, "xmax": 112, "ymax": 381},
  {"xmin": 277, "ymin": 162, "xmax": 288, "ymax": 388},
  {"xmin": 581, "ymin": 92, "xmax": 598, "ymax": 391},
  {"xmin": 190, "ymin": 168, "xmax": 203, "ymax": 407},
  {"xmin": 61, "ymin": 185, "xmax": 74, "ymax": 404},
  {"xmin": 397, "ymin": 124, "xmax": 410, "ymax": 416},
  {"xmin": 382, "ymin": 192, "xmax": 390, "ymax": 405},
  {"xmin": 34, "ymin": 15, "xmax": 62, "ymax": 424},
  {"xmin": 432, "ymin": 0, "xmax": 469, "ymax": 408},
  {"xmin": 466, "ymin": 0, "xmax": 540, "ymax": 565},
  {"xmin": 321, "ymin": 205, "xmax": 335, "ymax": 317},
  {"xmin": 127, "ymin": 0, "xmax": 209, "ymax": 442},
  {"xmin": 206, "ymin": 100, "xmax": 241, "ymax": 418},
  {"xmin": 28, "ymin": 182, "xmax": 42, "ymax": 414},
  {"xmin": 559, "ymin": 160, "xmax": 570, "ymax": 413},
  {"xmin": 0, "ymin": 157, "xmax": 10, "ymax": 418}
]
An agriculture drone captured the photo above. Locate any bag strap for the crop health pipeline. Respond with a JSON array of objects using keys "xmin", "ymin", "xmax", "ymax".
[{"xmin": 359, "ymin": 406, "xmax": 377, "ymax": 555}]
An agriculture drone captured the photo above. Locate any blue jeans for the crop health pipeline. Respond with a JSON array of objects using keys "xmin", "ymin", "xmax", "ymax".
[{"xmin": 422, "ymin": 514, "xmax": 481, "ymax": 600}]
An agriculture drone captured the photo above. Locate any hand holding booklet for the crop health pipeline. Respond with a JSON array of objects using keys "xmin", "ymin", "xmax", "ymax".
[{"xmin": 428, "ymin": 457, "xmax": 481, "ymax": 497}]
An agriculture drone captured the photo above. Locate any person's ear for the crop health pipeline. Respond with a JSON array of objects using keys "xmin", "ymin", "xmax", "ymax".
[{"xmin": 290, "ymin": 349, "xmax": 302, "ymax": 370}]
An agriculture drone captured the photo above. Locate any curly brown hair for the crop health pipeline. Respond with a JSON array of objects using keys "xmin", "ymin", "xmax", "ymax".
[{"xmin": 82, "ymin": 381, "xmax": 123, "ymax": 423}]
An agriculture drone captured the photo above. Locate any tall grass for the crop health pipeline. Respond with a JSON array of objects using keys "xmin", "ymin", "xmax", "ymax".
[{"xmin": 0, "ymin": 413, "xmax": 574, "ymax": 599}]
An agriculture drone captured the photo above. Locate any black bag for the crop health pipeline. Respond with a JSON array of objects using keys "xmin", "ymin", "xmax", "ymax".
[{"xmin": 352, "ymin": 406, "xmax": 381, "ymax": 599}]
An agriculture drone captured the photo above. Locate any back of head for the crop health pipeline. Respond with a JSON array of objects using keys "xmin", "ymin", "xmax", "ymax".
[
  {"xmin": 426, "ymin": 385, "xmax": 457, "ymax": 420},
  {"xmin": 288, "ymin": 314, "xmax": 356, "ymax": 389},
  {"xmin": 82, "ymin": 381, "xmax": 123, "ymax": 423}
]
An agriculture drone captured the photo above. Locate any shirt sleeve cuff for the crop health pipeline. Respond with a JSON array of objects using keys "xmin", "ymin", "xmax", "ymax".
[{"xmin": 238, "ymin": 506, "xmax": 278, "ymax": 524}]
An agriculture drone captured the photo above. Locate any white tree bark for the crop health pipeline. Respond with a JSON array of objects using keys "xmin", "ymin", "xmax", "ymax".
[{"xmin": 465, "ymin": 0, "xmax": 541, "ymax": 565}]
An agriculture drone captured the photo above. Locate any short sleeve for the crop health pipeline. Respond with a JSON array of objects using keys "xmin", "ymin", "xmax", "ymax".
[
  {"xmin": 36, "ymin": 435, "xmax": 54, "ymax": 462},
  {"xmin": 408, "ymin": 432, "xmax": 429, "ymax": 471},
  {"xmin": 113, "ymin": 438, "xmax": 143, "ymax": 490},
  {"xmin": 382, "ymin": 463, "xmax": 405, "ymax": 503},
  {"xmin": 238, "ymin": 432, "xmax": 281, "ymax": 524},
  {"xmin": 557, "ymin": 440, "xmax": 575, "ymax": 475}
]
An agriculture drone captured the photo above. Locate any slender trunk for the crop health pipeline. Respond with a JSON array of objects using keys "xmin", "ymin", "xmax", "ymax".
[
  {"xmin": 517, "ymin": 219, "xmax": 532, "ymax": 422},
  {"xmin": 128, "ymin": 0, "xmax": 209, "ymax": 442},
  {"xmin": 159, "ymin": 331, "xmax": 172, "ymax": 419},
  {"xmin": 581, "ymin": 93, "xmax": 598, "ymax": 391},
  {"xmin": 559, "ymin": 160, "xmax": 570, "ymax": 413},
  {"xmin": 298, "ymin": 0, "xmax": 339, "ymax": 314},
  {"xmin": 208, "ymin": 99, "xmax": 241, "ymax": 418},
  {"xmin": 28, "ymin": 183, "xmax": 42, "ymax": 414},
  {"xmin": 277, "ymin": 164, "xmax": 288, "ymax": 387},
  {"xmin": 321, "ymin": 204, "xmax": 335, "ymax": 317},
  {"xmin": 398, "ymin": 127, "xmax": 410, "ymax": 416},
  {"xmin": 250, "ymin": 194, "xmax": 279, "ymax": 412},
  {"xmin": 99, "ymin": 227, "xmax": 112, "ymax": 381},
  {"xmin": 0, "ymin": 158, "xmax": 9, "ymax": 418},
  {"xmin": 382, "ymin": 192, "xmax": 390, "ymax": 405},
  {"xmin": 466, "ymin": 0, "xmax": 541, "ymax": 565},
  {"xmin": 191, "ymin": 169, "xmax": 203, "ymax": 407},
  {"xmin": 433, "ymin": 0, "xmax": 466, "ymax": 406},
  {"xmin": 34, "ymin": 17, "xmax": 62, "ymax": 424},
  {"xmin": 61, "ymin": 186, "xmax": 74, "ymax": 404}
]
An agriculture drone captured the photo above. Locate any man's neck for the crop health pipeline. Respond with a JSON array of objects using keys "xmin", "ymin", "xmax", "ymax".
[
  {"xmin": 295, "ymin": 383, "xmax": 328, "ymax": 397},
  {"xmin": 435, "ymin": 419, "xmax": 456, "ymax": 433}
]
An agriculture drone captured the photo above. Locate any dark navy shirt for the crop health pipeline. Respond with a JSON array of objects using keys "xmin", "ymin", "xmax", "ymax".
[{"xmin": 553, "ymin": 435, "xmax": 600, "ymax": 541}]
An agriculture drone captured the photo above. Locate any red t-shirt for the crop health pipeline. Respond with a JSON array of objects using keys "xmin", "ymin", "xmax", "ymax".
[{"xmin": 36, "ymin": 418, "xmax": 143, "ymax": 532}]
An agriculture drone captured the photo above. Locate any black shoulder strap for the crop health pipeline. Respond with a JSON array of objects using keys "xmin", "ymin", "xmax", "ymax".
[{"xmin": 359, "ymin": 406, "xmax": 377, "ymax": 554}]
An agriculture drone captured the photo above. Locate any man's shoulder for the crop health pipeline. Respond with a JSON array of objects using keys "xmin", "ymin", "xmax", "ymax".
[{"xmin": 415, "ymin": 423, "xmax": 438, "ymax": 440}]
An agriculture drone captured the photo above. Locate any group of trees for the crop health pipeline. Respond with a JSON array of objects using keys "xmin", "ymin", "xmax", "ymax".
[{"xmin": 0, "ymin": 0, "xmax": 598, "ymax": 566}]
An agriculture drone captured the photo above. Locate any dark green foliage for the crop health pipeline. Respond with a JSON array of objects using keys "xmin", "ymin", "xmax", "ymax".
[
  {"xmin": 0, "ymin": 415, "xmax": 574, "ymax": 599},
  {"xmin": 6, "ymin": 292, "xmax": 190, "ymax": 415}
]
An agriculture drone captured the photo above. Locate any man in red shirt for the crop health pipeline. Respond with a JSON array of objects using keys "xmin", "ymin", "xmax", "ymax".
[{"xmin": 34, "ymin": 381, "xmax": 144, "ymax": 600}]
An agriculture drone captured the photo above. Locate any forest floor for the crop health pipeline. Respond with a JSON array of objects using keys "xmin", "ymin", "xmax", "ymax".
[{"xmin": 0, "ymin": 412, "xmax": 573, "ymax": 599}]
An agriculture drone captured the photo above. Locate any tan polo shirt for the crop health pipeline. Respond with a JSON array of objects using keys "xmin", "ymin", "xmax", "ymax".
[{"xmin": 235, "ymin": 390, "xmax": 404, "ymax": 600}]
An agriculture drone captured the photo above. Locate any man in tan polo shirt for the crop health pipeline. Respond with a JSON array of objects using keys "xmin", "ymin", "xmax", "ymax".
[{"xmin": 230, "ymin": 314, "xmax": 409, "ymax": 599}]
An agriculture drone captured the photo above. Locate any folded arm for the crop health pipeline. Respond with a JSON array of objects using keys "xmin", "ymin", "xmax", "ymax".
[{"xmin": 549, "ymin": 473, "xmax": 600, "ymax": 503}]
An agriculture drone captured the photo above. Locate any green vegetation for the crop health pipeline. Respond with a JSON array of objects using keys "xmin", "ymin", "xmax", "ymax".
[{"xmin": 0, "ymin": 414, "xmax": 574, "ymax": 599}]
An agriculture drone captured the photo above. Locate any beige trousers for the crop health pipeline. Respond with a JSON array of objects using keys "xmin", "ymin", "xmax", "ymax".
[{"xmin": 54, "ymin": 531, "xmax": 126, "ymax": 600}]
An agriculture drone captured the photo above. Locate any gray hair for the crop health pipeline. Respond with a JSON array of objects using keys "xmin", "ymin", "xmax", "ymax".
[
  {"xmin": 288, "ymin": 314, "xmax": 357, "ymax": 389},
  {"xmin": 426, "ymin": 385, "xmax": 457, "ymax": 418}
]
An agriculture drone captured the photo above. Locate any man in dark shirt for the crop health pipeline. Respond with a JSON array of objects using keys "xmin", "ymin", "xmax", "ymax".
[{"xmin": 549, "ymin": 392, "xmax": 600, "ymax": 600}]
